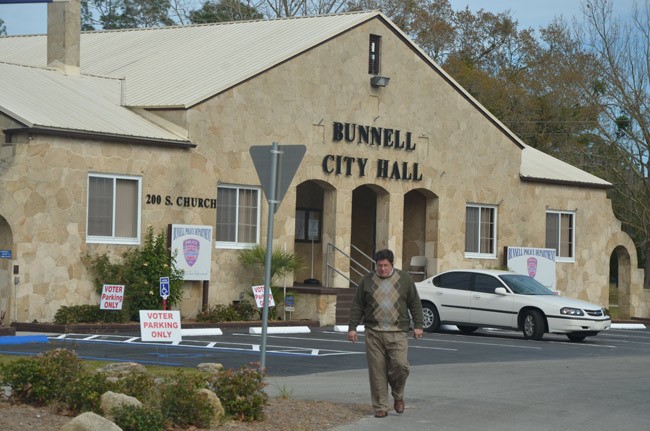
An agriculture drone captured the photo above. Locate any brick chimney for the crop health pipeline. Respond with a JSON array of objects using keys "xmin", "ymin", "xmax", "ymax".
[{"xmin": 47, "ymin": 0, "xmax": 81, "ymax": 75}]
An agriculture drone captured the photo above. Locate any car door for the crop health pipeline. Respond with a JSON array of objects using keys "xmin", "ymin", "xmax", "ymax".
[
  {"xmin": 469, "ymin": 273, "xmax": 516, "ymax": 328},
  {"xmin": 433, "ymin": 271, "xmax": 472, "ymax": 324}
]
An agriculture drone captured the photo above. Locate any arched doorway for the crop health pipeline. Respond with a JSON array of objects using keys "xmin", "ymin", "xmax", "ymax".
[
  {"xmin": 350, "ymin": 184, "xmax": 388, "ymax": 285},
  {"xmin": 0, "ymin": 215, "xmax": 14, "ymax": 324},
  {"xmin": 294, "ymin": 180, "xmax": 329, "ymax": 285},
  {"xmin": 610, "ymin": 246, "xmax": 631, "ymax": 319},
  {"xmin": 402, "ymin": 188, "xmax": 439, "ymax": 280}
]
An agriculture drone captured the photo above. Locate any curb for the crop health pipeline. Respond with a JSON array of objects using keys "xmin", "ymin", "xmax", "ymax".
[
  {"xmin": 333, "ymin": 325, "xmax": 365, "ymax": 332},
  {"xmin": 248, "ymin": 326, "xmax": 311, "ymax": 334},
  {"xmin": 610, "ymin": 323, "xmax": 646, "ymax": 329}
]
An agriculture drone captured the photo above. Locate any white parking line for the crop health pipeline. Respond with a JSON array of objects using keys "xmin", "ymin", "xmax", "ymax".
[
  {"xmin": 50, "ymin": 333, "xmax": 362, "ymax": 357},
  {"xmin": 546, "ymin": 340, "xmax": 617, "ymax": 348},
  {"xmin": 411, "ymin": 345, "xmax": 457, "ymax": 352},
  {"xmin": 235, "ymin": 333, "xmax": 356, "ymax": 344},
  {"xmin": 426, "ymin": 334, "xmax": 543, "ymax": 349}
]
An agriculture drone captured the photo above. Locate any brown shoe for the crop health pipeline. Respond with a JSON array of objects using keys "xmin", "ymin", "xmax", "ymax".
[
  {"xmin": 374, "ymin": 410, "xmax": 388, "ymax": 418},
  {"xmin": 394, "ymin": 399, "xmax": 405, "ymax": 414}
]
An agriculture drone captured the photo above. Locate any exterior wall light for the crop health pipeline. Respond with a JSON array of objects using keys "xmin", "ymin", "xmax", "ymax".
[{"xmin": 370, "ymin": 76, "xmax": 390, "ymax": 87}]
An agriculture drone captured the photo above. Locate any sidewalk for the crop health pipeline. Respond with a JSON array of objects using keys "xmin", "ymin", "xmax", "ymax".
[{"xmin": 265, "ymin": 354, "xmax": 650, "ymax": 431}]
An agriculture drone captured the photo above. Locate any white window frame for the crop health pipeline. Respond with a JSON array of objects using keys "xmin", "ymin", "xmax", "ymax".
[
  {"xmin": 465, "ymin": 203, "xmax": 498, "ymax": 259},
  {"xmin": 86, "ymin": 173, "xmax": 141, "ymax": 245},
  {"xmin": 546, "ymin": 210, "xmax": 575, "ymax": 262},
  {"xmin": 216, "ymin": 184, "xmax": 261, "ymax": 249}
]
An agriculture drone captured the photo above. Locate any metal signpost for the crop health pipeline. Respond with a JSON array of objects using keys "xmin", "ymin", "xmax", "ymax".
[{"xmin": 250, "ymin": 142, "xmax": 306, "ymax": 371}]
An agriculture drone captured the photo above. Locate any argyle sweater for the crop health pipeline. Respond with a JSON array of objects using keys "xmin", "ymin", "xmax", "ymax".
[{"xmin": 348, "ymin": 268, "xmax": 424, "ymax": 332}]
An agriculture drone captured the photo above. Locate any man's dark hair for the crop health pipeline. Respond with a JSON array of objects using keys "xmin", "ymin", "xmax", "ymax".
[{"xmin": 374, "ymin": 249, "xmax": 394, "ymax": 264}]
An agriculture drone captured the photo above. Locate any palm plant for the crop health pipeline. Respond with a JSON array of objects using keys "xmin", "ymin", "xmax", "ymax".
[{"xmin": 237, "ymin": 245, "xmax": 304, "ymax": 319}]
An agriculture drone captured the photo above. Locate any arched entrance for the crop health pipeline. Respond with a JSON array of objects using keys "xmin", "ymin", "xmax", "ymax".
[
  {"xmin": 350, "ymin": 184, "xmax": 388, "ymax": 285},
  {"xmin": 610, "ymin": 246, "xmax": 632, "ymax": 319},
  {"xmin": 402, "ymin": 188, "xmax": 439, "ymax": 280},
  {"xmin": 0, "ymin": 215, "xmax": 14, "ymax": 324},
  {"xmin": 294, "ymin": 180, "xmax": 329, "ymax": 285}
]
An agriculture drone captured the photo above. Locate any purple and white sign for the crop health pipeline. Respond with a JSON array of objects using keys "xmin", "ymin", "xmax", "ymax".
[
  {"xmin": 527, "ymin": 257, "xmax": 537, "ymax": 277},
  {"xmin": 183, "ymin": 238, "xmax": 200, "ymax": 267},
  {"xmin": 171, "ymin": 224, "xmax": 213, "ymax": 281},
  {"xmin": 506, "ymin": 247, "xmax": 556, "ymax": 292}
]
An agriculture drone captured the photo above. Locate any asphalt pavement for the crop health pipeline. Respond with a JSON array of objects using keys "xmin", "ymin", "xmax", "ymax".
[{"xmin": 2, "ymin": 324, "xmax": 649, "ymax": 430}]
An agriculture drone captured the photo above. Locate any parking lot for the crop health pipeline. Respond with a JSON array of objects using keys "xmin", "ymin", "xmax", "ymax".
[
  {"xmin": 2, "ymin": 325, "xmax": 649, "ymax": 430},
  {"xmin": 1, "ymin": 324, "xmax": 648, "ymax": 376}
]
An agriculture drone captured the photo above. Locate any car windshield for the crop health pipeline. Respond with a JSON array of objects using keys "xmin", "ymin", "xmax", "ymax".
[{"xmin": 500, "ymin": 274, "xmax": 554, "ymax": 295}]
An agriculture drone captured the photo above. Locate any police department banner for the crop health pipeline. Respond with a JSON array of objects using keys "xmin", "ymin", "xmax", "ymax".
[
  {"xmin": 506, "ymin": 246, "xmax": 557, "ymax": 291},
  {"xmin": 171, "ymin": 224, "xmax": 213, "ymax": 280}
]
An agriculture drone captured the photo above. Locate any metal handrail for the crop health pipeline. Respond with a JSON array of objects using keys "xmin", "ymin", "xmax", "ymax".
[{"xmin": 325, "ymin": 243, "xmax": 374, "ymax": 287}]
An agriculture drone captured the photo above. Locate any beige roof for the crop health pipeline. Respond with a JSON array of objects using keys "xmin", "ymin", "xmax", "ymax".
[
  {"xmin": 520, "ymin": 144, "xmax": 611, "ymax": 187},
  {"xmin": 0, "ymin": 12, "xmax": 378, "ymax": 108},
  {"xmin": 0, "ymin": 11, "xmax": 610, "ymax": 187},
  {"xmin": 0, "ymin": 62, "xmax": 190, "ymax": 145}
]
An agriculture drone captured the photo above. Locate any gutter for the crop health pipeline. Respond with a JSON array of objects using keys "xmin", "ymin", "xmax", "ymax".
[
  {"xmin": 4, "ymin": 126, "xmax": 196, "ymax": 149},
  {"xmin": 520, "ymin": 175, "xmax": 612, "ymax": 190}
]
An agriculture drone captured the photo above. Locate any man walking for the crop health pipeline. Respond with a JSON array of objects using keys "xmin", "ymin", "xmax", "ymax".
[{"xmin": 348, "ymin": 249, "xmax": 424, "ymax": 418}]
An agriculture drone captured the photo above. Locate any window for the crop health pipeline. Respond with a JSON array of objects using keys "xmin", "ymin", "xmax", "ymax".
[
  {"xmin": 474, "ymin": 274, "xmax": 503, "ymax": 294},
  {"xmin": 465, "ymin": 204, "xmax": 497, "ymax": 258},
  {"xmin": 295, "ymin": 208, "xmax": 322, "ymax": 242},
  {"xmin": 433, "ymin": 271, "xmax": 472, "ymax": 291},
  {"xmin": 216, "ymin": 185, "xmax": 260, "ymax": 248},
  {"xmin": 87, "ymin": 173, "xmax": 141, "ymax": 244},
  {"xmin": 546, "ymin": 210, "xmax": 575, "ymax": 261},
  {"xmin": 369, "ymin": 34, "xmax": 381, "ymax": 75}
]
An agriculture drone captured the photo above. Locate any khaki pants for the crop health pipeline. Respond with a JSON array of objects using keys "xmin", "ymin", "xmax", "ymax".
[{"xmin": 364, "ymin": 328, "xmax": 410, "ymax": 412}]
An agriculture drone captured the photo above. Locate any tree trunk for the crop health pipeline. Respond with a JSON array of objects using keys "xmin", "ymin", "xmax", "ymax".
[{"xmin": 644, "ymin": 243, "xmax": 650, "ymax": 290}]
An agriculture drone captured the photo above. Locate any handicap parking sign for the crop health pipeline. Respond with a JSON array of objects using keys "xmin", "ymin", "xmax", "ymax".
[{"xmin": 159, "ymin": 277, "xmax": 170, "ymax": 298}]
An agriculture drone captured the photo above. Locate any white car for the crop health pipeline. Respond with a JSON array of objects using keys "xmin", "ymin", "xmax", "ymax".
[{"xmin": 416, "ymin": 269, "xmax": 611, "ymax": 341}]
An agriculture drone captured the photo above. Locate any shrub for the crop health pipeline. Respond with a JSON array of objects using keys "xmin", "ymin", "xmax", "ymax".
[
  {"xmin": 0, "ymin": 348, "xmax": 108, "ymax": 412},
  {"xmin": 0, "ymin": 358, "xmax": 47, "ymax": 403},
  {"xmin": 2, "ymin": 348, "xmax": 83, "ymax": 404},
  {"xmin": 54, "ymin": 304, "xmax": 127, "ymax": 324},
  {"xmin": 0, "ymin": 348, "xmax": 268, "ymax": 425},
  {"xmin": 112, "ymin": 404, "xmax": 167, "ymax": 431},
  {"xmin": 195, "ymin": 301, "xmax": 256, "ymax": 322},
  {"xmin": 60, "ymin": 370, "xmax": 111, "ymax": 413},
  {"xmin": 84, "ymin": 226, "xmax": 184, "ymax": 320},
  {"xmin": 208, "ymin": 363, "xmax": 268, "ymax": 421},
  {"xmin": 160, "ymin": 370, "xmax": 216, "ymax": 428},
  {"xmin": 111, "ymin": 371, "xmax": 157, "ymax": 402}
]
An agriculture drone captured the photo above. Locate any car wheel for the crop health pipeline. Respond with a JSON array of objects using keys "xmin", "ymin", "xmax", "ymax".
[
  {"xmin": 566, "ymin": 334, "xmax": 587, "ymax": 342},
  {"xmin": 422, "ymin": 302, "xmax": 440, "ymax": 333},
  {"xmin": 457, "ymin": 325, "xmax": 479, "ymax": 334},
  {"xmin": 522, "ymin": 309, "xmax": 545, "ymax": 340}
]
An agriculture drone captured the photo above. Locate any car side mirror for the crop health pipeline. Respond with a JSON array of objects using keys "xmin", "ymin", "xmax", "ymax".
[{"xmin": 495, "ymin": 287, "xmax": 508, "ymax": 295}]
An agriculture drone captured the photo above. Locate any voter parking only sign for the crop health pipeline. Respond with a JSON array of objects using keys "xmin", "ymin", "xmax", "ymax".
[
  {"xmin": 100, "ymin": 284, "xmax": 125, "ymax": 310},
  {"xmin": 139, "ymin": 310, "xmax": 182, "ymax": 343},
  {"xmin": 252, "ymin": 284, "xmax": 275, "ymax": 308}
]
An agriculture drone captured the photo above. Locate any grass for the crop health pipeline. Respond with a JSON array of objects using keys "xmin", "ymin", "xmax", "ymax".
[{"xmin": 0, "ymin": 353, "xmax": 196, "ymax": 379}]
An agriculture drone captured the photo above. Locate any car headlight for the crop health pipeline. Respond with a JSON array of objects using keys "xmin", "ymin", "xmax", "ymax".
[{"xmin": 560, "ymin": 307, "xmax": 584, "ymax": 316}]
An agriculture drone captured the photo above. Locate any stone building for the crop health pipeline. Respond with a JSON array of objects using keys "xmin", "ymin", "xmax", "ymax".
[{"xmin": 0, "ymin": 3, "xmax": 647, "ymax": 325}]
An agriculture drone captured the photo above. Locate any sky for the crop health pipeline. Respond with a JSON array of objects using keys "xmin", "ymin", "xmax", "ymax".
[{"xmin": 0, "ymin": 0, "xmax": 640, "ymax": 36}]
